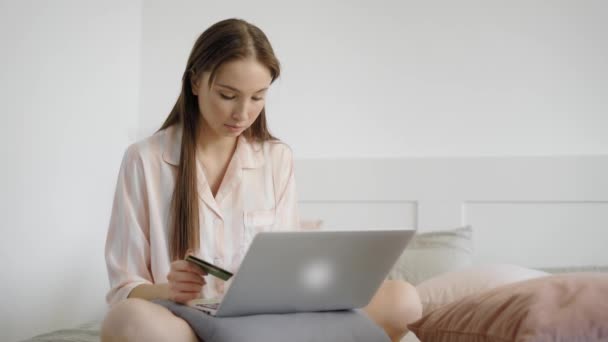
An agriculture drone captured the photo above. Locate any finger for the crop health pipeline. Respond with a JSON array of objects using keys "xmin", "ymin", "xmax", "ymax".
[
  {"xmin": 172, "ymin": 260, "xmax": 192, "ymax": 271},
  {"xmin": 173, "ymin": 260, "xmax": 207, "ymax": 276},
  {"xmin": 184, "ymin": 249, "xmax": 195, "ymax": 259},
  {"xmin": 171, "ymin": 282, "xmax": 203, "ymax": 294},
  {"xmin": 168, "ymin": 271, "xmax": 206, "ymax": 285},
  {"xmin": 187, "ymin": 263, "xmax": 208, "ymax": 276}
]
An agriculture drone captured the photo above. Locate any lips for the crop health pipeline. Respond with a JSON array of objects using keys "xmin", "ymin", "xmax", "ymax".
[{"xmin": 225, "ymin": 124, "xmax": 245, "ymax": 129}]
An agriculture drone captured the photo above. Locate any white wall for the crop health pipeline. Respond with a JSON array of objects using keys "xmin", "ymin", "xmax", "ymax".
[
  {"xmin": 138, "ymin": 0, "xmax": 608, "ymax": 158},
  {"xmin": 0, "ymin": 1, "xmax": 142, "ymax": 341}
]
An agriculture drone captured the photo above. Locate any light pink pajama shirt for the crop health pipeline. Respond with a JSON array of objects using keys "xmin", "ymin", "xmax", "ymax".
[{"xmin": 104, "ymin": 124, "xmax": 299, "ymax": 306}]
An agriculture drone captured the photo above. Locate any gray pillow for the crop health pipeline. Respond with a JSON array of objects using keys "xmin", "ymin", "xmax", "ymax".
[{"xmin": 388, "ymin": 226, "xmax": 473, "ymax": 285}]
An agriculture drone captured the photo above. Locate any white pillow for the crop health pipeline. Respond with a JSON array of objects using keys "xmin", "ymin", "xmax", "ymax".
[
  {"xmin": 416, "ymin": 263, "xmax": 549, "ymax": 315},
  {"xmin": 388, "ymin": 226, "xmax": 473, "ymax": 285}
]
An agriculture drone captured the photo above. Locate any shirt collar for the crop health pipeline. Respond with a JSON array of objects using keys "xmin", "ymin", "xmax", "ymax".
[{"xmin": 162, "ymin": 124, "xmax": 265, "ymax": 169}]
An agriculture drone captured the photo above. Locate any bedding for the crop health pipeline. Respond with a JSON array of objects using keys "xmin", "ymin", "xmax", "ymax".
[
  {"xmin": 19, "ymin": 256, "xmax": 608, "ymax": 342},
  {"xmin": 408, "ymin": 273, "xmax": 608, "ymax": 342},
  {"xmin": 388, "ymin": 226, "xmax": 473, "ymax": 285},
  {"xmin": 416, "ymin": 264, "xmax": 549, "ymax": 315},
  {"xmin": 20, "ymin": 320, "xmax": 100, "ymax": 342},
  {"xmin": 401, "ymin": 264, "xmax": 549, "ymax": 342}
]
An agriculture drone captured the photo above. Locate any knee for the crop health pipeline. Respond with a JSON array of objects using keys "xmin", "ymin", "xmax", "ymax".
[
  {"xmin": 101, "ymin": 298, "xmax": 198, "ymax": 342},
  {"xmin": 383, "ymin": 280, "xmax": 423, "ymax": 335},
  {"xmin": 101, "ymin": 298, "xmax": 150, "ymax": 342}
]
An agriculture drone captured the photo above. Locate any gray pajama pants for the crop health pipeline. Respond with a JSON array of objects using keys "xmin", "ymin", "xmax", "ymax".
[{"xmin": 152, "ymin": 299, "xmax": 390, "ymax": 342}]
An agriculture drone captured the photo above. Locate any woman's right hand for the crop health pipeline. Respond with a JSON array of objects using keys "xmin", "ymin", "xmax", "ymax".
[{"xmin": 166, "ymin": 258, "xmax": 207, "ymax": 304}]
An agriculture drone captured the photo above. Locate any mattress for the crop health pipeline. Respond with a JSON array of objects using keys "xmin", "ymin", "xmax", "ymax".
[{"xmin": 21, "ymin": 321, "xmax": 100, "ymax": 342}]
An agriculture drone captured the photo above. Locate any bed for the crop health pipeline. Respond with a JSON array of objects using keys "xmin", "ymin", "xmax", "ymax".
[
  {"xmin": 20, "ymin": 265, "xmax": 608, "ymax": 342},
  {"xmin": 20, "ymin": 155, "xmax": 608, "ymax": 342}
]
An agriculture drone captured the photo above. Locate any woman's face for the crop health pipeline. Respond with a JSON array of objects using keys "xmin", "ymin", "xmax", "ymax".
[{"xmin": 192, "ymin": 57, "xmax": 272, "ymax": 139}]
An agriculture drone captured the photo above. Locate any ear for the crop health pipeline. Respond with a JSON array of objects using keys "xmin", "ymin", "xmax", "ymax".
[{"xmin": 191, "ymin": 76, "xmax": 200, "ymax": 96}]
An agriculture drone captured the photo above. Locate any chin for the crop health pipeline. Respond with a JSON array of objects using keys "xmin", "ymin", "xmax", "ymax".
[{"xmin": 222, "ymin": 130, "xmax": 242, "ymax": 137}]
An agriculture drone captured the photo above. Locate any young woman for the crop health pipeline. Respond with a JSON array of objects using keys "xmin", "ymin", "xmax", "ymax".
[{"xmin": 101, "ymin": 18, "xmax": 421, "ymax": 342}]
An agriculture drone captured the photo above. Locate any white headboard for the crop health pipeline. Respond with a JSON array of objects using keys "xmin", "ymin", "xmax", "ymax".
[{"xmin": 295, "ymin": 156, "xmax": 608, "ymax": 269}]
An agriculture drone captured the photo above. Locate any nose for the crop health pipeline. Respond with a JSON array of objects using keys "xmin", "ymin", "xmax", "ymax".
[{"xmin": 231, "ymin": 100, "xmax": 249, "ymax": 122}]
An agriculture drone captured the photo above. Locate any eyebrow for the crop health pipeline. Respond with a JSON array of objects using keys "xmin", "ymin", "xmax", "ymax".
[{"xmin": 216, "ymin": 83, "xmax": 268, "ymax": 94}]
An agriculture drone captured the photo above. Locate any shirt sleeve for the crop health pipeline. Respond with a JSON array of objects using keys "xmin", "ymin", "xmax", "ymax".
[
  {"xmin": 104, "ymin": 144, "xmax": 153, "ymax": 306},
  {"xmin": 271, "ymin": 143, "xmax": 300, "ymax": 231}
]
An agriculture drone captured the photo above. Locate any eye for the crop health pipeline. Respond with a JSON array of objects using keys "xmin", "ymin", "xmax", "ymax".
[
  {"xmin": 252, "ymin": 97, "xmax": 264, "ymax": 101},
  {"xmin": 220, "ymin": 93, "xmax": 235, "ymax": 100}
]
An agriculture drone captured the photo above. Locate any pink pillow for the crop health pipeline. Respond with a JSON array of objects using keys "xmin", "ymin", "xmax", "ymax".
[
  {"xmin": 416, "ymin": 264, "xmax": 548, "ymax": 315},
  {"xmin": 409, "ymin": 273, "xmax": 608, "ymax": 342}
]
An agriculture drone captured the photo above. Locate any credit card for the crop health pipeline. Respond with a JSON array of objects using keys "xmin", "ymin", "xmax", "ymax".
[{"xmin": 185, "ymin": 255, "xmax": 233, "ymax": 281}]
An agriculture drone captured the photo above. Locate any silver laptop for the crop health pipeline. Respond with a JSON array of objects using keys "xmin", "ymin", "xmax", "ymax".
[{"xmin": 188, "ymin": 229, "xmax": 415, "ymax": 317}]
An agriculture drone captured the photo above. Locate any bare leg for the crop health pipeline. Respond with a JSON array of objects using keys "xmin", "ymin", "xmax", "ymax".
[
  {"xmin": 363, "ymin": 280, "xmax": 423, "ymax": 342},
  {"xmin": 100, "ymin": 298, "xmax": 199, "ymax": 342}
]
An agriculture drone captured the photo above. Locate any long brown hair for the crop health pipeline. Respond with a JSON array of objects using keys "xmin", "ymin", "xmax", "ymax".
[{"xmin": 158, "ymin": 18, "xmax": 281, "ymax": 261}]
